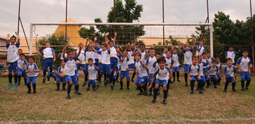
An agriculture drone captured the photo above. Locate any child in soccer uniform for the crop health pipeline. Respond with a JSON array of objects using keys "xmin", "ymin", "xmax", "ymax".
[
  {"xmin": 119, "ymin": 50, "xmax": 130, "ymax": 90},
  {"xmin": 201, "ymin": 52, "xmax": 210, "ymax": 88},
  {"xmin": 215, "ymin": 57, "xmax": 222, "ymax": 85},
  {"xmin": 146, "ymin": 48, "xmax": 156, "ymax": 96},
  {"xmin": 165, "ymin": 51, "xmax": 174, "ymax": 86},
  {"xmin": 37, "ymin": 42, "xmax": 56, "ymax": 84},
  {"xmin": 75, "ymin": 44, "xmax": 86, "ymax": 85},
  {"xmin": 207, "ymin": 52, "xmax": 214, "ymax": 65},
  {"xmin": 58, "ymin": 52, "xmax": 67, "ymax": 61},
  {"xmin": 126, "ymin": 43, "xmax": 136, "ymax": 81},
  {"xmin": 181, "ymin": 39, "xmax": 195, "ymax": 87},
  {"xmin": 223, "ymin": 58, "xmax": 237, "ymax": 92},
  {"xmin": 63, "ymin": 43, "xmax": 83, "ymax": 99},
  {"xmin": 94, "ymin": 41, "xmax": 112, "ymax": 89},
  {"xmin": 198, "ymin": 57, "xmax": 206, "ymax": 90},
  {"xmin": 196, "ymin": 41, "xmax": 205, "ymax": 57},
  {"xmin": 47, "ymin": 66, "xmax": 56, "ymax": 83},
  {"xmin": 25, "ymin": 56, "xmax": 39, "ymax": 94},
  {"xmin": 86, "ymin": 58, "xmax": 98, "ymax": 91},
  {"xmin": 188, "ymin": 56, "xmax": 202, "ymax": 94},
  {"xmin": 236, "ymin": 49, "xmax": 252, "ymax": 91},
  {"xmin": 17, "ymin": 53, "xmax": 27, "ymax": 86},
  {"xmin": 225, "ymin": 46, "xmax": 241, "ymax": 65},
  {"xmin": 148, "ymin": 57, "xmax": 171, "ymax": 104},
  {"xmin": 206, "ymin": 60, "xmax": 219, "ymax": 88},
  {"xmin": 162, "ymin": 47, "xmax": 168, "ymax": 58},
  {"xmin": 171, "ymin": 45, "xmax": 182, "ymax": 82},
  {"xmin": 56, "ymin": 60, "xmax": 67, "ymax": 91},
  {"xmin": 6, "ymin": 32, "xmax": 20, "ymax": 91},
  {"xmin": 127, "ymin": 52, "xmax": 148, "ymax": 96}
]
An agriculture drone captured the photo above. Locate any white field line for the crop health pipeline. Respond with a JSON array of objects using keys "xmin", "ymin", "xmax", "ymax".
[{"xmin": 1, "ymin": 117, "xmax": 255, "ymax": 124}]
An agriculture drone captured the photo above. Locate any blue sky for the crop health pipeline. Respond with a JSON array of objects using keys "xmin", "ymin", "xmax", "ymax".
[{"xmin": 0, "ymin": 0, "xmax": 254, "ymax": 38}]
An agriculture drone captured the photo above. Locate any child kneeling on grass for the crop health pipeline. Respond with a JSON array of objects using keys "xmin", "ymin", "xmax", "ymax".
[
  {"xmin": 56, "ymin": 61, "xmax": 67, "ymax": 91},
  {"xmin": 25, "ymin": 56, "xmax": 39, "ymax": 94},
  {"xmin": 148, "ymin": 57, "xmax": 171, "ymax": 104},
  {"xmin": 223, "ymin": 58, "xmax": 237, "ymax": 92}
]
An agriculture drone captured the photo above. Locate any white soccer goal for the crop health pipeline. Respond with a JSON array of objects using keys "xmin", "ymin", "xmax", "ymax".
[{"xmin": 29, "ymin": 22, "xmax": 213, "ymax": 56}]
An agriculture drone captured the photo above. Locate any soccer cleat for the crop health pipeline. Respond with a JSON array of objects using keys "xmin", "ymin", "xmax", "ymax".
[
  {"xmin": 82, "ymin": 82, "xmax": 87, "ymax": 87},
  {"xmin": 131, "ymin": 79, "xmax": 134, "ymax": 82},
  {"xmin": 199, "ymin": 90, "xmax": 203, "ymax": 94},
  {"xmin": 119, "ymin": 87, "xmax": 123, "ymax": 90},
  {"xmin": 157, "ymin": 91, "xmax": 160, "ymax": 96},
  {"xmin": 127, "ymin": 87, "xmax": 130, "ymax": 90},
  {"xmin": 93, "ymin": 89, "xmax": 96, "ymax": 92},
  {"xmin": 245, "ymin": 87, "xmax": 249, "ymax": 91},
  {"xmin": 185, "ymin": 83, "xmax": 188, "ymax": 87},
  {"xmin": 163, "ymin": 100, "xmax": 167, "ymax": 104},
  {"xmin": 33, "ymin": 91, "xmax": 36, "ymax": 94},
  {"xmin": 14, "ymin": 85, "xmax": 17, "ymax": 91},
  {"xmin": 152, "ymin": 99, "xmax": 156, "ymax": 103},
  {"xmin": 47, "ymin": 81, "xmax": 50, "ymax": 83},
  {"xmin": 66, "ymin": 94, "xmax": 71, "ymax": 99},
  {"xmin": 74, "ymin": 91, "xmax": 82, "ymax": 95},
  {"xmin": 223, "ymin": 90, "xmax": 227, "ymax": 92},
  {"xmin": 144, "ymin": 91, "xmax": 148, "ymax": 96},
  {"xmin": 196, "ymin": 88, "xmax": 199, "ymax": 91},
  {"xmin": 137, "ymin": 92, "xmax": 144, "ymax": 95},
  {"xmin": 86, "ymin": 88, "xmax": 90, "ymax": 91},
  {"xmin": 18, "ymin": 81, "xmax": 20, "ymax": 86},
  {"xmin": 190, "ymin": 90, "xmax": 194, "ymax": 94},
  {"xmin": 149, "ymin": 92, "xmax": 152, "ymax": 96},
  {"xmin": 42, "ymin": 79, "xmax": 45, "ymax": 84},
  {"xmin": 242, "ymin": 88, "xmax": 245, "ymax": 91},
  {"xmin": 27, "ymin": 90, "xmax": 31, "ymax": 94},
  {"xmin": 116, "ymin": 80, "xmax": 119, "ymax": 83},
  {"xmin": 202, "ymin": 88, "xmax": 206, "ymax": 91},
  {"xmin": 111, "ymin": 86, "xmax": 114, "ymax": 90},
  {"xmin": 232, "ymin": 89, "xmax": 236, "ymax": 92},
  {"xmin": 62, "ymin": 88, "xmax": 66, "ymax": 91},
  {"xmin": 7, "ymin": 84, "xmax": 12, "ymax": 90},
  {"xmin": 177, "ymin": 80, "xmax": 180, "ymax": 82},
  {"xmin": 96, "ymin": 85, "xmax": 100, "ymax": 89},
  {"xmin": 214, "ymin": 86, "xmax": 217, "ymax": 89}
]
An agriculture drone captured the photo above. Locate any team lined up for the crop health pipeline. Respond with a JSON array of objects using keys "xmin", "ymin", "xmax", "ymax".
[{"xmin": 4, "ymin": 32, "xmax": 252, "ymax": 104}]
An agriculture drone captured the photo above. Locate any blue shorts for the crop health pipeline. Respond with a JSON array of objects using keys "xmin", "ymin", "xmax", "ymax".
[
  {"xmin": 155, "ymin": 79, "xmax": 168, "ymax": 85},
  {"xmin": 64, "ymin": 75, "xmax": 78, "ymax": 85},
  {"xmin": 172, "ymin": 66, "xmax": 179, "ymax": 72},
  {"xmin": 110, "ymin": 58, "xmax": 118, "ymax": 70},
  {"xmin": 7, "ymin": 60, "xmax": 18, "ymax": 72},
  {"xmin": 100, "ymin": 64, "xmax": 111, "ymax": 75},
  {"xmin": 135, "ymin": 76, "xmax": 147, "ymax": 85},
  {"xmin": 47, "ymin": 72, "xmax": 56, "ymax": 78},
  {"xmin": 42, "ymin": 58, "xmax": 53, "ymax": 70},
  {"xmin": 77, "ymin": 64, "xmax": 86, "ymax": 70},
  {"xmin": 56, "ymin": 75, "xmax": 65, "ymax": 83},
  {"xmin": 226, "ymin": 76, "xmax": 235, "ymax": 82},
  {"xmin": 204, "ymin": 74, "xmax": 210, "ymax": 81},
  {"xmin": 198, "ymin": 76, "xmax": 206, "ymax": 83},
  {"xmin": 27, "ymin": 76, "xmax": 37, "ymax": 84},
  {"xmin": 183, "ymin": 64, "xmax": 190, "ymax": 73},
  {"xmin": 217, "ymin": 73, "xmax": 221, "ymax": 78},
  {"xmin": 147, "ymin": 74, "xmax": 153, "ymax": 84},
  {"xmin": 88, "ymin": 80, "xmax": 96, "ymax": 85},
  {"xmin": 95, "ymin": 59, "xmax": 99, "ymax": 67},
  {"xmin": 17, "ymin": 68, "xmax": 27, "ymax": 78},
  {"xmin": 190, "ymin": 75, "xmax": 198, "ymax": 81},
  {"xmin": 75, "ymin": 70, "xmax": 79, "ymax": 78},
  {"xmin": 120, "ymin": 71, "xmax": 130, "ymax": 80},
  {"xmin": 210, "ymin": 75, "xmax": 218, "ymax": 82},
  {"xmin": 128, "ymin": 63, "xmax": 135, "ymax": 69},
  {"xmin": 239, "ymin": 72, "xmax": 251, "ymax": 81}
]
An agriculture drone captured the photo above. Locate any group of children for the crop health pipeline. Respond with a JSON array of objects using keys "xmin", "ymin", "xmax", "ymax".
[{"xmin": 4, "ymin": 32, "xmax": 252, "ymax": 104}]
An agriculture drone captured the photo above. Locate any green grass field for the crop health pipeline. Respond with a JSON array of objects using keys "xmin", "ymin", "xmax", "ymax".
[{"xmin": 0, "ymin": 76, "xmax": 254, "ymax": 123}]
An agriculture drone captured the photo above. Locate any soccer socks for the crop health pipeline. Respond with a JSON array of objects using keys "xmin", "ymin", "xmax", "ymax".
[
  {"xmin": 32, "ymin": 84, "xmax": 36, "ymax": 92},
  {"xmin": 57, "ymin": 83, "xmax": 60, "ymax": 90},
  {"xmin": 75, "ymin": 85, "xmax": 79, "ymax": 92},
  {"xmin": 184, "ymin": 73, "xmax": 188, "ymax": 84},
  {"xmin": 49, "ymin": 68, "xmax": 53, "ymax": 76},
  {"xmin": 142, "ymin": 85, "xmax": 147, "ymax": 92},
  {"xmin": 224, "ymin": 81, "xmax": 229, "ymax": 90},
  {"xmin": 8, "ymin": 74, "xmax": 12, "ymax": 84},
  {"xmin": 67, "ymin": 84, "xmax": 72, "ymax": 95},
  {"xmin": 206, "ymin": 80, "xmax": 210, "ymax": 88},
  {"xmin": 167, "ymin": 80, "xmax": 171, "ymax": 90},
  {"xmin": 172, "ymin": 72, "xmax": 175, "ymax": 81},
  {"xmin": 43, "ymin": 70, "xmax": 47, "ymax": 79},
  {"xmin": 47, "ymin": 77, "xmax": 50, "ymax": 81},
  {"xmin": 116, "ymin": 73, "xmax": 119, "ymax": 82},
  {"xmin": 18, "ymin": 75, "xmax": 21, "ymax": 83},
  {"xmin": 218, "ymin": 78, "xmax": 221, "ymax": 85},
  {"xmin": 177, "ymin": 71, "xmax": 180, "ymax": 80},
  {"xmin": 163, "ymin": 90, "xmax": 168, "ymax": 100},
  {"xmin": 132, "ymin": 72, "xmax": 136, "ymax": 80},
  {"xmin": 120, "ymin": 81, "xmax": 123, "ymax": 88},
  {"xmin": 27, "ymin": 84, "xmax": 31, "ymax": 92},
  {"xmin": 62, "ymin": 83, "xmax": 66, "ymax": 90},
  {"xmin": 24, "ymin": 78, "xmax": 27, "ymax": 85},
  {"xmin": 153, "ymin": 88, "xmax": 158, "ymax": 100},
  {"xmin": 190, "ymin": 80, "xmax": 195, "ymax": 91},
  {"xmin": 241, "ymin": 80, "xmax": 245, "ymax": 89},
  {"xmin": 137, "ymin": 86, "xmax": 143, "ymax": 92},
  {"xmin": 232, "ymin": 82, "xmax": 236, "ymax": 91},
  {"xmin": 246, "ymin": 80, "xmax": 251, "ymax": 88},
  {"xmin": 127, "ymin": 81, "xmax": 130, "ymax": 88},
  {"xmin": 85, "ymin": 73, "xmax": 88, "ymax": 82},
  {"xmin": 14, "ymin": 74, "xmax": 17, "ymax": 85}
]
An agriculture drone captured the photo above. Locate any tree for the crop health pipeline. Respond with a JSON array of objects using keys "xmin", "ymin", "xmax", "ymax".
[
  {"xmin": 36, "ymin": 34, "xmax": 73, "ymax": 69},
  {"xmin": 78, "ymin": 0, "xmax": 145, "ymax": 45}
]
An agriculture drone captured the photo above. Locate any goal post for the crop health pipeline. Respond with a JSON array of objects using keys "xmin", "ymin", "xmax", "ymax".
[{"xmin": 29, "ymin": 22, "xmax": 213, "ymax": 56}]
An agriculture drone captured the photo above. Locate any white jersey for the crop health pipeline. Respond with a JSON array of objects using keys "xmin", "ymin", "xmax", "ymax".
[
  {"xmin": 120, "ymin": 57, "xmax": 129, "ymax": 71},
  {"xmin": 41, "ymin": 48, "xmax": 55, "ymax": 58},
  {"xmin": 207, "ymin": 58, "xmax": 213, "ymax": 65},
  {"xmin": 135, "ymin": 61, "xmax": 148, "ymax": 77},
  {"xmin": 216, "ymin": 63, "xmax": 222, "ymax": 73},
  {"xmin": 6, "ymin": 43, "xmax": 20, "ymax": 63},
  {"xmin": 57, "ymin": 66, "xmax": 64, "ymax": 74},
  {"xmin": 63, "ymin": 57, "xmax": 79, "ymax": 76},
  {"xmin": 162, "ymin": 53, "xmax": 166, "ymax": 58},
  {"xmin": 201, "ymin": 59, "xmax": 208, "ymax": 69},
  {"xmin": 196, "ymin": 46, "xmax": 205, "ymax": 56},
  {"xmin": 127, "ymin": 50, "xmax": 134, "ymax": 64},
  {"xmin": 153, "ymin": 62, "xmax": 160, "ymax": 70},
  {"xmin": 224, "ymin": 65, "xmax": 236, "ymax": 77},
  {"xmin": 85, "ymin": 50, "xmax": 95, "ymax": 63},
  {"xmin": 207, "ymin": 66, "xmax": 218, "ymax": 76},
  {"xmin": 153, "ymin": 67, "xmax": 170, "ymax": 80},
  {"xmin": 17, "ymin": 59, "xmax": 27, "ymax": 70},
  {"xmin": 183, "ymin": 49, "xmax": 193, "ymax": 65},
  {"xmin": 237, "ymin": 57, "xmax": 251, "ymax": 72},
  {"xmin": 60, "ymin": 53, "xmax": 67, "ymax": 60},
  {"xmin": 146, "ymin": 56, "xmax": 157, "ymax": 74},
  {"xmin": 140, "ymin": 51, "xmax": 147, "ymax": 61},
  {"xmin": 26, "ymin": 63, "xmax": 38, "ymax": 77},
  {"xmin": 172, "ymin": 53, "xmax": 180, "ymax": 67},
  {"xmin": 88, "ymin": 65, "xmax": 98, "ymax": 80},
  {"xmin": 110, "ymin": 45, "xmax": 117, "ymax": 58},
  {"xmin": 98, "ymin": 50, "xmax": 111, "ymax": 65},
  {"xmin": 198, "ymin": 63, "xmax": 204, "ymax": 76},
  {"xmin": 76, "ymin": 50, "xmax": 85, "ymax": 64},
  {"xmin": 225, "ymin": 51, "xmax": 238, "ymax": 63},
  {"xmin": 94, "ymin": 47, "xmax": 102, "ymax": 60},
  {"xmin": 189, "ymin": 64, "xmax": 200, "ymax": 76},
  {"xmin": 166, "ymin": 57, "xmax": 174, "ymax": 67}
]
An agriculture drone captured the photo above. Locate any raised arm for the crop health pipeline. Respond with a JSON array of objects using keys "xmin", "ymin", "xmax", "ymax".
[
  {"xmin": 170, "ymin": 45, "xmax": 174, "ymax": 52},
  {"xmin": 105, "ymin": 32, "xmax": 109, "ymax": 42},
  {"xmin": 6, "ymin": 34, "xmax": 10, "ymax": 44},
  {"xmin": 175, "ymin": 46, "xmax": 182, "ymax": 54},
  {"xmin": 37, "ymin": 48, "xmax": 42, "ymax": 56},
  {"xmin": 15, "ymin": 32, "xmax": 20, "ymax": 45},
  {"xmin": 63, "ymin": 43, "xmax": 67, "ymax": 60},
  {"xmin": 131, "ymin": 46, "xmax": 137, "ymax": 56},
  {"xmin": 181, "ymin": 42, "xmax": 185, "ymax": 51},
  {"xmin": 76, "ymin": 43, "xmax": 83, "ymax": 58},
  {"xmin": 113, "ymin": 32, "xmax": 117, "ymax": 45},
  {"xmin": 91, "ymin": 43, "xmax": 98, "ymax": 53}
]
